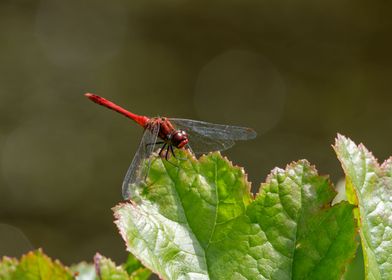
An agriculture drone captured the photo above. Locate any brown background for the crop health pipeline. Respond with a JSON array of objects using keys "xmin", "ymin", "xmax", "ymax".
[{"xmin": 1, "ymin": 0, "xmax": 391, "ymax": 278}]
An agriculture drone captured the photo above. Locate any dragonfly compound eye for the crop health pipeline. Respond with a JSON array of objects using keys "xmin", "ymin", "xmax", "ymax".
[{"xmin": 171, "ymin": 130, "xmax": 189, "ymax": 148}]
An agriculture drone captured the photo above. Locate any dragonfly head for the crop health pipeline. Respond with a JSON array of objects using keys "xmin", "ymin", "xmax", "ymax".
[{"xmin": 171, "ymin": 129, "xmax": 189, "ymax": 148}]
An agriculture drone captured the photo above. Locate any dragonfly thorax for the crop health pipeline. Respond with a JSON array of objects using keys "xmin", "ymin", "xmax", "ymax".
[{"xmin": 170, "ymin": 129, "xmax": 189, "ymax": 148}]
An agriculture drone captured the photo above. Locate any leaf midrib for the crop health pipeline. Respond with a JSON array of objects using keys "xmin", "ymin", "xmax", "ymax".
[
  {"xmin": 161, "ymin": 159, "xmax": 210, "ymax": 278},
  {"xmin": 205, "ymin": 158, "xmax": 219, "ymax": 251},
  {"xmin": 289, "ymin": 166, "xmax": 304, "ymax": 280}
]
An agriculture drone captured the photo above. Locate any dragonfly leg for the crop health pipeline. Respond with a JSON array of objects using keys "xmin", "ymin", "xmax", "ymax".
[
  {"xmin": 169, "ymin": 145, "xmax": 186, "ymax": 161},
  {"xmin": 170, "ymin": 144, "xmax": 177, "ymax": 158},
  {"xmin": 173, "ymin": 145, "xmax": 188, "ymax": 161},
  {"xmin": 158, "ymin": 143, "xmax": 177, "ymax": 166},
  {"xmin": 159, "ymin": 143, "xmax": 167, "ymax": 157},
  {"xmin": 165, "ymin": 144, "xmax": 171, "ymax": 161},
  {"xmin": 163, "ymin": 145, "xmax": 179, "ymax": 167}
]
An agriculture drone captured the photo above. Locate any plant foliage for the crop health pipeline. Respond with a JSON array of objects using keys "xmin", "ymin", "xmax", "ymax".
[
  {"xmin": 3, "ymin": 134, "xmax": 392, "ymax": 279},
  {"xmin": 114, "ymin": 150, "xmax": 357, "ymax": 279},
  {"xmin": 335, "ymin": 134, "xmax": 392, "ymax": 279}
]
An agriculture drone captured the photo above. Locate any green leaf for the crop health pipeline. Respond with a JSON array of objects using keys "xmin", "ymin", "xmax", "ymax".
[
  {"xmin": 128, "ymin": 268, "xmax": 151, "ymax": 280},
  {"xmin": 343, "ymin": 245, "xmax": 365, "ymax": 280},
  {"xmin": 334, "ymin": 134, "xmax": 392, "ymax": 279},
  {"xmin": 114, "ymin": 150, "xmax": 357, "ymax": 279},
  {"xmin": 0, "ymin": 256, "xmax": 18, "ymax": 280},
  {"xmin": 94, "ymin": 253, "xmax": 129, "ymax": 280},
  {"xmin": 12, "ymin": 249, "xmax": 73, "ymax": 280},
  {"xmin": 0, "ymin": 251, "xmax": 149, "ymax": 280},
  {"xmin": 123, "ymin": 254, "xmax": 151, "ymax": 280},
  {"xmin": 71, "ymin": 262, "xmax": 98, "ymax": 280}
]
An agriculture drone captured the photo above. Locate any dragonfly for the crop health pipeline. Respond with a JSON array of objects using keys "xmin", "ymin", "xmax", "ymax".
[{"xmin": 85, "ymin": 93, "xmax": 256, "ymax": 199}]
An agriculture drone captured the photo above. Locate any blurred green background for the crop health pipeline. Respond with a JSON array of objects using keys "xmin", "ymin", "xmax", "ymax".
[{"xmin": 1, "ymin": 0, "xmax": 391, "ymax": 277}]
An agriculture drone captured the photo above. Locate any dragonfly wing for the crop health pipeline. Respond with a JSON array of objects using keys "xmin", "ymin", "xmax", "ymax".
[
  {"xmin": 183, "ymin": 130, "xmax": 235, "ymax": 154},
  {"xmin": 122, "ymin": 122, "xmax": 160, "ymax": 199},
  {"xmin": 170, "ymin": 118, "xmax": 257, "ymax": 140},
  {"xmin": 170, "ymin": 118, "xmax": 256, "ymax": 154}
]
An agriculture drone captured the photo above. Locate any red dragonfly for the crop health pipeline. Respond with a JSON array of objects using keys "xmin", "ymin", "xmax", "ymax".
[{"xmin": 85, "ymin": 93, "xmax": 256, "ymax": 199}]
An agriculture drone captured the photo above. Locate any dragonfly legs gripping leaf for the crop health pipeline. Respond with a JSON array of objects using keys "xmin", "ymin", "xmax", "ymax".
[
  {"xmin": 145, "ymin": 141, "xmax": 180, "ymax": 167},
  {"xmin": 159, "ymin": 143, "xmax": 179, "ymax": 167}
]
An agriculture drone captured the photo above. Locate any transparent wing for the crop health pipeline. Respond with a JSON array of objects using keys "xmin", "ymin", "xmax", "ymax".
[
  {"xmin": 170, "ymin": 118, "xmax": 256, "ymax": 154},
  {"xmin": 121, "ymin": 122, "xmax": 160, "ymax": 200}
]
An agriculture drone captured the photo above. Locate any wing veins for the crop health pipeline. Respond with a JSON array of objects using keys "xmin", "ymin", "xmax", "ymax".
[{"xmin": 121, "ymin": 122, "xmax": 160, "ymax": 199}]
